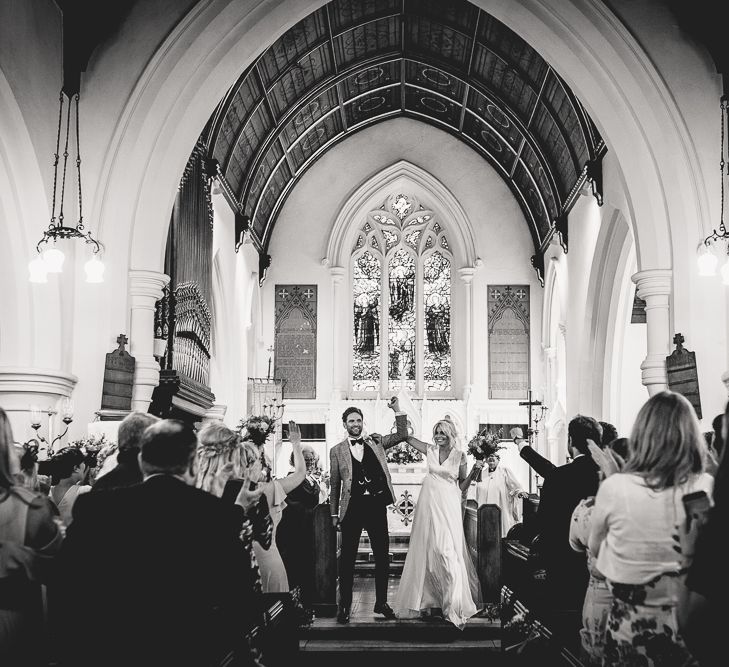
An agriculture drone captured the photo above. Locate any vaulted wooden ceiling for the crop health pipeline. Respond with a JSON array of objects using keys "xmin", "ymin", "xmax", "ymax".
[{"xmin": 203, "ymin": 0, "xmax": 606, "ymax": 271}]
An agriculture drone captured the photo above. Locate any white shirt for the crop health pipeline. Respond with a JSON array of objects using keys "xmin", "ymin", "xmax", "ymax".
[{"xmin": 349, "ymin": 438, "xmax": 365, "ymax": 462}]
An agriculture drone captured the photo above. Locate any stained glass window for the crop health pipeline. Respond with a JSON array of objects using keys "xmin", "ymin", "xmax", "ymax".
[
  {"xmin": 352, "ymin": 251, "xmax": 381, "ymax": 392},
  {"xmin": 350, "ymin": 193, "xmax": 452, "ymax": 395},
  {"xmin": 388, "ymin": 250, "xmax": 416, "ymax": 392},
  {"xmin": 423, "ymin": 252, "xmax": 451, "ymax": 391}
]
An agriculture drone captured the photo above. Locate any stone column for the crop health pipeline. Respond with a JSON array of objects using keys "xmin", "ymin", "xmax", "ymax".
[
  {"xmin": 129, "ymin": 270, "xmax": 170, "ymax": 412},
  {"xmin": 458, "ymin": 267, "xmax": 476, "ymax": 399},
  {"xmin": 329, "ymin": 266, "xmax": 347, "ymax": 400},
  {"xmin": 632, "ymin": 269, "xmax": 672, "ymax": 395},
  {"xmin": 0, "ymin": 368, "xmax": 77, "ymax": 448}
]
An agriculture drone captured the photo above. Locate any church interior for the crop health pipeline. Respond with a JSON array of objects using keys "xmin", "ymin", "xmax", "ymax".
[{"xmin": 1, "ymin": 1, "xmax": 727, "ymax": 665}]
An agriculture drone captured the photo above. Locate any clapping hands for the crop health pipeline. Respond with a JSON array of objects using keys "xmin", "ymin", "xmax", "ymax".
[
  {"xmin": 234, "ymin": 477, "xmax": 264, "ymax": 512},
  {"xmin": 587, "ymin": 439, "xmax": 624, "ymax": 478}
]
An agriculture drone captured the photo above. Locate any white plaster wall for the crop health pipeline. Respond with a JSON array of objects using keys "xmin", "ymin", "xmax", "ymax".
[
  {"xmin": 263, "ymin": 118, "xmax": 542, "ymax": 489},
  {"xmin": 209, "ymin": 192, "xmax": 261, "ymax": 427},
  {"xmin": 0, "ymin": 0, "xmax": 726, "ymax": 439}
]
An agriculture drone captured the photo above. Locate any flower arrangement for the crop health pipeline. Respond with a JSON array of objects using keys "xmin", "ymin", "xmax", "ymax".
[
  {"xmin": 386, "ymin": 441, "xmax": 423, "ymax": 466},
  {"xmin": 237, "ymin": 415, "xmax": 276, "ymax": 447},
  {"xmin": 68, "ymin": 433, "xmax": 113, "ymax": 468},
  {"xmin": 467, "ymin": 428, "xmax": 504, "ymax": 481}
]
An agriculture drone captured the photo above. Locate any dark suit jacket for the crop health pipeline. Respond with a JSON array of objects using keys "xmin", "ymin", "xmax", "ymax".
[
  {"xmin": 519, "ymin": 444, "xmax": 556, "ymax": 480},
  {"xmin": 53, "ymin": 475, "xmax": 257, "ymax": 667},
  {"xmin": 534, "ymin": 454, "xmax": 599, "ymax": 609},
  {"xmin": 91, "ymin": 451, "xmax": 143, "ymax": 491}
]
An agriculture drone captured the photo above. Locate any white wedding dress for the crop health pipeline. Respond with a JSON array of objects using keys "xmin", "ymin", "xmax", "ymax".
[{"xmin": 393, "ymin": 444, "xmax": 482, "ymax": 628}]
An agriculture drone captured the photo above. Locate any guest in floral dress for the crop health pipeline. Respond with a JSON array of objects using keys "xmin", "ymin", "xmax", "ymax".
[
  {"xmin": 589, "ymin": 392, "xmax": 711, "ymax": 666},
  {"xmin": 569, "ymin": 438, "xmax": 628, "ymax": 666}
]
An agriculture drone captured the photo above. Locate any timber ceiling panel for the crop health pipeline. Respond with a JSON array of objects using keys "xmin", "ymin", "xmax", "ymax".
[{"xmin": 205, "ymin": 0, "xmax": 605, "ymax": 268}]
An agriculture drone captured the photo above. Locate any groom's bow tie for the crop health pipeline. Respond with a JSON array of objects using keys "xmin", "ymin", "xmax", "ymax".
[{"xmin": 350, "ymin": 437, "xmax": 364, "ymax": 446}]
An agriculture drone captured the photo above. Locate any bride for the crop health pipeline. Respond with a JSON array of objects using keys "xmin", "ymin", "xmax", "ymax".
[{"xmin": 393, "ymin": 417, "xmax": 482, "ymax": 628}]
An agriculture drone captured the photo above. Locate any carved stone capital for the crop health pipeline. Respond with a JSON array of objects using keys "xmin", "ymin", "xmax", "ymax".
[
  {"xmin": 640, "ymin": 355, "xmax": 668, "ymax": 394},
  {"xmin": 457, "ymin": 266, "xmax": 477, "ymax": 284},
  {"xmin": 329, "ymin": 265, "xmax": 346, "ymax": 286},
  {"xmin": 632, "ymin": 269, "xmax": 672, "ymax": 301},
  {"xmin": 129, "ymin": 270, "xmax": 170, "ymax": 306}
]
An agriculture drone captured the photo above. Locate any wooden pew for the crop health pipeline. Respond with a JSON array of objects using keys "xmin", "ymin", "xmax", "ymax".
[
  {"xmin": 464, "ymin": 500, "xmax": 502, "ymax": 602},
  {"xmin": 311, "ymin": 502, "xmax": 338, "ymax": 616}
]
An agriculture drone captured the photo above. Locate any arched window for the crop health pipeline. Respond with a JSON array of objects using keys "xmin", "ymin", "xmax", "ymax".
[{"xmin": 351, "ymin": 194, "xmax": 452, "ymax": 395}]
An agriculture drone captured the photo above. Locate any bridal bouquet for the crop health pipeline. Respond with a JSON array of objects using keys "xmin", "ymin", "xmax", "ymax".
[
  {"xmin": 237, "ymin": 415, "xmax": 276, "ymax": 446},
  {"xmin": 467, "ymin": 428, "xmax": 503, "ymax": 481}
]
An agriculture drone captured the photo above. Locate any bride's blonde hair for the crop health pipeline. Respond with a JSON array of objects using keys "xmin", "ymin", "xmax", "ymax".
[{"xmin": 433, "ymin": 416, "xmax": 461, "ymax": 450}]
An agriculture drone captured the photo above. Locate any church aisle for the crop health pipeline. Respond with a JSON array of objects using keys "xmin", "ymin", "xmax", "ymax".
[{"xmin": 299, "ymin": 577, "xmax": 501, "ymax": 665}]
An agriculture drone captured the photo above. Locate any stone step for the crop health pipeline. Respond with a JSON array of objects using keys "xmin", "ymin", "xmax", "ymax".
[
  {"xmin": 299, "ymin": 637, "xmax": 500, "ymax": 653},
  {"xmin": 301, "ymin": 617, "xmax": 500, "ymax": 642},
  {"xmin": 355, "ymin": 562, "xmax": 405, "ymax": 575},
  {"xmin": 356, "ymin": 549, "xmax": 409, "ymax": 562}
]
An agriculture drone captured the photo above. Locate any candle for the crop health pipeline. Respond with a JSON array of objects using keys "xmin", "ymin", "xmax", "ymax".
[
  {"xmin": 62, "ymin": 397, "xmax": 74, "ymax": 420},
  {"xmin": 29, "ymin": 405, "xmax": 42, "ymax": 428}
]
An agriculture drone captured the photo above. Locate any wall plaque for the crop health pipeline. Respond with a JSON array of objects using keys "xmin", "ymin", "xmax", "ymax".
[
  {"xmin": 275, "ymin": 285, "xmax": 317, "ymax": 399},
  {"xmin": 666, "ymin": 333, "xmax": 702, "ymax": 419},
  {"xmin": 101, "ymin": 334, "xmax": 135, "ymax": 411},
  {"xmin": 488, "ymin": 285, "xmax": 530, "ymax": 399}
]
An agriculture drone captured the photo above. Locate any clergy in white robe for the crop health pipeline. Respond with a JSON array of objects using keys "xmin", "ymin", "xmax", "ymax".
[{"xmin": 474, "ymin": 453, "xmax": 527, "ymax": 537}]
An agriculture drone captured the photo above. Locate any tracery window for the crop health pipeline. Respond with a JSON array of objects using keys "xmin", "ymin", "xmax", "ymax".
[{"xmin": 352, "ymin": 194, "xmax": 452, "ymax": 394}]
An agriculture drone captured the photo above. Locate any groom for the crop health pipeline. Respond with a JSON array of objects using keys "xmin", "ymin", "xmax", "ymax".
[{"xmin": 330, "ymin": 397, "xmax": 408, "ymax": 623}]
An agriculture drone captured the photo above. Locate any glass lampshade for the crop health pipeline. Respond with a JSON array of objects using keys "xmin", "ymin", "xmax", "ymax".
[
  {"xmin": 697, "ymin": 244, "xmax": 718, "ymax": 276},
  {"xmin": 721, "ymin": 257, "xmax": 729, "ymax": 285},
  {"xmin": 28, "ymin": 256, "xmax": 48, "ymax": 283},
  {"xmin": 84, "ymin": 255, "xmax": 105, "ymax": 283},
  {"xmin": 42, "ymin": 245, "xmax": 65, "ymax": 273}
]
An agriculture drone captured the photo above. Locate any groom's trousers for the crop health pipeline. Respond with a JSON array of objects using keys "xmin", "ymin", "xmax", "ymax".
[{"xmin": 338, "ymin": 495, "xmax": 390, "ymax": 606}]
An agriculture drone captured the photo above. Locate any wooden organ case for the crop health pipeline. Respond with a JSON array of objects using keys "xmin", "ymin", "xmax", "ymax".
[{"xmin": 150, "ymin": 141, "xmax": 216, "ymax": 421}]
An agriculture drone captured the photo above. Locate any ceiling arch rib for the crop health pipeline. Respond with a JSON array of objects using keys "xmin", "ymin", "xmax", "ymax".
[{"xmin": 205, "ymin": 0, "xmax": 605, "ymax": 278}]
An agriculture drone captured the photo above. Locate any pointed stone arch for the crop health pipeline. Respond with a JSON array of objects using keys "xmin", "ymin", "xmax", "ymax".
[{"xmin": 324, "ymin": 160, "xmax": 480, "ymax": 271}]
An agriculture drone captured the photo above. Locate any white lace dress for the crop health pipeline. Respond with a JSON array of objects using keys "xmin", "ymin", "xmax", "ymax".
[{"xmin": 393, "ymin": 445, "xmax": 482, "ymax": 628}]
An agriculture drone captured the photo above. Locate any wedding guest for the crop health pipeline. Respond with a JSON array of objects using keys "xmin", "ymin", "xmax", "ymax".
[
  {"xmin": 196, "ymin": 422, "xmax": 268, "ymax": 638},
  {"xmin": 92, "ymin": 412, "xmax": 159, "ymax": 491},
  {"xmin": 536, "ymin": 415, "xmax": 603, "ymax": 611},
  {"xmin": 48, "ymin": 447, "xmax": 92, "ymax": 528},
  {"xmin": 678, "ymin": 401, "xmax": 729, "ymax": 666},
  {"xmin": 224, "ymin": 420, "xmax": 306, "ymax": 593},
  {"xmin": 277, "ymin": 445, "xmax": 323, "ymax": 610},
  {"xmin": 54, "ymin": 419, "xmax": 260, "ymax": 667},
  {"xmin": 598, "ymin": 421, "xmax": 618, "ymax": 447},
  {"xmin": 569, "ymin": 439, "xmax": 626, "ymax": 666},
  {"xmin": 710, "ymin": 412, "xmax": 724, "ymax": 460},
  {"xmin": 0, "ymin": 407, "xmax": 63, "ymax": 667},
  {"xmin": 589, "ymin": 391, "xmax": 712, "ymax": 666},
  {"xmin": 14, "ymin": 442, "xmax": 40, "ymax": 492}
]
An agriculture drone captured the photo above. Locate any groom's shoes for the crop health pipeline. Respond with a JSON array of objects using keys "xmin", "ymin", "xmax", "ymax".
[
  {"xmin": 336, "ymin": 605, "xmax": 350, "ymax": 624},
  {"xmin": 373, "ymin": 602, "xmax": 396, "ymax": 619}
]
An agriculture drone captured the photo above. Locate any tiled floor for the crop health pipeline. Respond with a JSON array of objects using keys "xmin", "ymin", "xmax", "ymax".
[{"xmin": 348, "ymin": 576, "xmax": 401, "ymax": 618}]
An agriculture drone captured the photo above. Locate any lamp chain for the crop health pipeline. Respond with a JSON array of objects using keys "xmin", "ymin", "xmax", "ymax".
[
  {"xmin": 49, "ymin": 91, "xmax": 64, "ymax": 230},
  {"xmin": 721, "ymin": 97, "xmax": 726, "ymax": 235},
  {"xmin": 58, "ymin": 92, "xmax": 72, "ymax": 227},
  {"xmin": 74, "ymin": 94, "xmax": 84, "ymax": 231}
]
